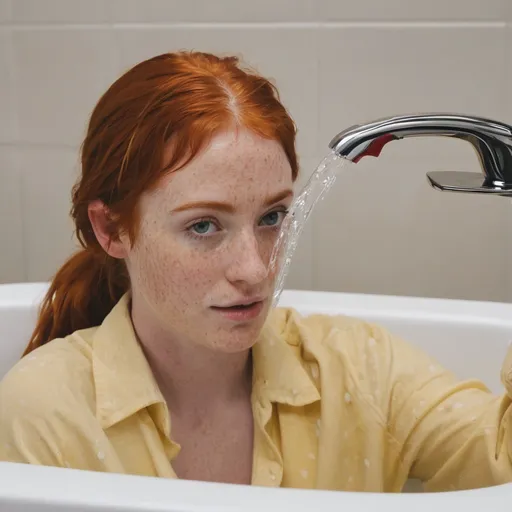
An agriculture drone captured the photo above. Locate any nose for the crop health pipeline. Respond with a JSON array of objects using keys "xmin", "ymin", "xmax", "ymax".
[{"xmin": 225, "ymin": 230, "xmax": 268, "ymax": 287}]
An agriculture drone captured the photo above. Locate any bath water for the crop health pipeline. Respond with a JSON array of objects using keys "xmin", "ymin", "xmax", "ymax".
[{"xmin": 269, "ymin": 151, "xmax": 349, "ymax": 307}]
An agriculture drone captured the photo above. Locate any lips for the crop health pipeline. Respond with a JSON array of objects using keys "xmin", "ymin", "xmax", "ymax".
[
  {"xmin": 211, "ymin": 299, "xmax": 266, "ymax": 321},
  {"xmin": 214, "ymin": 297, "xmax": 265, "ymax": 308}
]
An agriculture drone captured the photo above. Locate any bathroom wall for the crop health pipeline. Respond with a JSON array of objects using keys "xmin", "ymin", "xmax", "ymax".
[{"xmin": 1, "ymin": 0, "xmax": 512, "ymax": 302}]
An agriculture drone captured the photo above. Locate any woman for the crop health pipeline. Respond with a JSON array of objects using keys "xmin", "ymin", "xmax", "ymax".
[{"xmin": 1, "ymin": 51, "xmax": 511, "ymax": 492}]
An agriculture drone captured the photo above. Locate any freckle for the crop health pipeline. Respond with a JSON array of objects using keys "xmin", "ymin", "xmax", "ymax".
[
  {"xmin": 308, "ymin": 452, "xmax": 316, "ymax": 460},
  {"xmin": 344, "ymin": 392, "xmax": 352, "ymax": 404},
  {"xmin": 300, "ymin": 469, "xmax": 309, "ymax": 479},
  {"xmin": 364, "ymin": 458, "xmax": 370, "ymax": 468}
]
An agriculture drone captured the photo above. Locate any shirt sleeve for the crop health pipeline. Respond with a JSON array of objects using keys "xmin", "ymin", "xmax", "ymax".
[{"xmin": 369, "ymin": 323, "xmax": 512, "ymax": 491}]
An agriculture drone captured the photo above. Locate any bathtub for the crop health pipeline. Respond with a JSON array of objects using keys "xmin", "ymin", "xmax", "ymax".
[{"xmin": 0, "ymin": 282, "xmax": 511, "ymax": 511}]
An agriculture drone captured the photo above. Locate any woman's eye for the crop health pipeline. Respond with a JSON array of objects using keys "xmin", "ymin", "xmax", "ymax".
[
  {"xmin": 260, "ymin": 210, "xmax": 287, "ymax": 227},
  {"xmin": 191, "ymin": 220, "xmax": 217, "ymax": 235}
]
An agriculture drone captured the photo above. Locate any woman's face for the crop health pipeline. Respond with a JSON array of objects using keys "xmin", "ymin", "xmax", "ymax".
[{"xmin": 125, "ymin": 128, "xmax": 294, "ymax": 353}]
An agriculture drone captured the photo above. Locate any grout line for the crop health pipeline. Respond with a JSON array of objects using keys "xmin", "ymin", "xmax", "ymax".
[{"xmin": 0, "ymin": 21, "xmax": 508, "ymax": 30}]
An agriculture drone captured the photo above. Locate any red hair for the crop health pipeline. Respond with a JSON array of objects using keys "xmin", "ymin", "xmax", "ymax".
[{"xmin": 23, "ymin": 51, "xmax": 298, "ymax": 356}]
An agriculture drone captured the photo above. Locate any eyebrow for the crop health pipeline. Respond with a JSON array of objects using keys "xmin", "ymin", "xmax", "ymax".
[{"xmin": 172, "ymin": 189, "xmax": 294, "ymax": 214}]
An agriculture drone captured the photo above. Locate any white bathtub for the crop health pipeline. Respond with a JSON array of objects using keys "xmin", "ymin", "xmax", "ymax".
[{"xmin": 0, "ymin": 282, "xmax": 511, "ymax": 511}]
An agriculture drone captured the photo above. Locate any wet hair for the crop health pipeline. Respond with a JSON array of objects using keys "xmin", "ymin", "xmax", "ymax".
[{"xmin": 23, "ymin": 51, "xmax": 298, "ymax": 356}]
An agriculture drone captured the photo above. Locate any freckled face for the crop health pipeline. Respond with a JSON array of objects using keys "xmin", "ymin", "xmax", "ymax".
[{"xmin": 125, "ymin": 129, "xmax": 294, "ymax": 353}]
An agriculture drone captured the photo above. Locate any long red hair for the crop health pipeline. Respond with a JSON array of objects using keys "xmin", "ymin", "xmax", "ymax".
[{"xmin": 23, "ymin": 51, "xmax": 299, "ymax": 356}]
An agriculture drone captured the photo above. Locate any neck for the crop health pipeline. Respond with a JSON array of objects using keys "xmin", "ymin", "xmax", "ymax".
[{"xmin": 130, "ymin": 300, "xmax": 252, "ymax": 414}]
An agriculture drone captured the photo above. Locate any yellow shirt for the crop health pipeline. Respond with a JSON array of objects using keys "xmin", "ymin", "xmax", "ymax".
[{"xmin": 1, "ymin": 294, "xmax": 512, "ymax": 492}]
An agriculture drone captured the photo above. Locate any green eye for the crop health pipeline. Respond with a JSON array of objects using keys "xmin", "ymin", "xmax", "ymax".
[
  {"xmin": 260, "ymin": 211, "xmax": 286, "ymax": 227},
  {"xmin": 192, "ymin": 220, "xmax": 215, "ymax": 235}
]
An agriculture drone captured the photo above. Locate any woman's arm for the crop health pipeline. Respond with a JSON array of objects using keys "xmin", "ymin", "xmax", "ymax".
[{"xmin": 370, "ymin": 325, "xmax": 512, "ymax": 491}]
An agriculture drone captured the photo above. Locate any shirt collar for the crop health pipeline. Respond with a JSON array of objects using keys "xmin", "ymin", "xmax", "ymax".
[
  {"xmin": 91, "ymin": 294, "xmax": 320, "ymax": 431},
  {"xmin": 92, "ymin": 293, "xmax": 169, "ymax": 432},
  {"xmin": 252, "ymin": 308, "xmax": 321, "ymax": 407}
]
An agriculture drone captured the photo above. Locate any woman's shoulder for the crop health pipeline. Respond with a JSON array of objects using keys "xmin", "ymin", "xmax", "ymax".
[
  {"xmin": 270, "ymin": 306, "xmax": 395, "ymax": 352},
  {"xmin": 270, "ymin": 308, "xmax": 402, "ymax": 364},
  {"xmin": 0, "ymin": 328, "xmax": 98, "ymax": 425}
]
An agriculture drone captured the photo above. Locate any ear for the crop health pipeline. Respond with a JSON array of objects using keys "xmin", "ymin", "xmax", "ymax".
[{"xmin": 88, "ymin": 200, "xmax": 128, "ymax": 259}]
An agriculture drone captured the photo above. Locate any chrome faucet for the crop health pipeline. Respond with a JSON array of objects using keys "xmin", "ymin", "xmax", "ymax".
[{"xmin": 329, "ymin": 113, "xmax": 512, "ymax": 196}]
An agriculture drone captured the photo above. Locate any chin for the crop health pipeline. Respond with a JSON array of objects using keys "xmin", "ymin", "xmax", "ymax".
[{"xmin": 212, "ymin": 324, "xmax": 264, "ymax": 354}]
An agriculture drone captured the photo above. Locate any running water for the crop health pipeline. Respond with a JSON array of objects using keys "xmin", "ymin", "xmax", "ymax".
[{"xmin": 269, "ymin": 151, "xmax": 349, "ymax": 308}]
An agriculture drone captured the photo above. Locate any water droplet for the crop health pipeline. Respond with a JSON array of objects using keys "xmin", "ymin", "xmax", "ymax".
[
  {"xmin": 97, "ymin": 451, "xmax": 105, "ymax": 460},
  {"xmin": 311, "ymin": 365, "xmax": 319, "ymax": 379},
  {"xmin": 368, "ymin": 337, "xmax": 376, "ymax": 347},
  {"xmin": 300, "ymin": 469, "xmax": 309, "ymax": 479},
  {"xmin": 364, "ymin": 458, "xmax": 370, "ymax": 468},
  {"xmin": 344, "ymin": 392, "xmax": 352, "ymax": 404},
  {"xmin": 308, "ymin": 452, "xmax": 316, "ymax": 460}
]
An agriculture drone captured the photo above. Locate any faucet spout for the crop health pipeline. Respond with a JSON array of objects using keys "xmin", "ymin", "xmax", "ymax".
[{"xmin": 329, "ymin": 113, "xmax": 512, "ymax": 196}]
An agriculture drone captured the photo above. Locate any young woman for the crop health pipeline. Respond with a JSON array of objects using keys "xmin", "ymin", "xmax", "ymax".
[{"xmin": 1, "ymin": 51, "xmax": 511, "ymax": 492}]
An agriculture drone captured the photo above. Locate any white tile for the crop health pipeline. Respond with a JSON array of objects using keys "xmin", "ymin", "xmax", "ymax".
[
  {"xmin": 11, "ymin": 0, "xmax": 110, "ymax": 23},
  {"xmin": 18, "ymin": 147, "xmax": 80, "ymax": 281},
  {"xmin": 0, "ymin": 28, "xmax": 18, "ymax": 143},
  {"xmin": 311, "ymin": 156, "xmax": 509, "ymax": 302},
  {"xmin": 110, "ymin": 0, "xmax": 312, "ymax": 23},
  {"xmin": 318, "ymin": 26, "xmax": 507, "ymax": 160},
  {"xmin": 317, "ymin": 0, "xmax": 506, "ymax": 21},
  {"xmin": 114, "ymin": 26, "xmax": 318, "ymax": 158},
  {"xmin": 506, "ymin": 1, "xmax": 512, "ymax": 21},
  {"xmin": 0, "ymin": 147, "xmax": 25, "ymax": 283},
  {"xmin": 0, "ymin": 0, "xmax": 12, "ymax": 23},
  {"xmin": 12, "ymin": 28, "xmax": 117, "ymax": 146}
]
